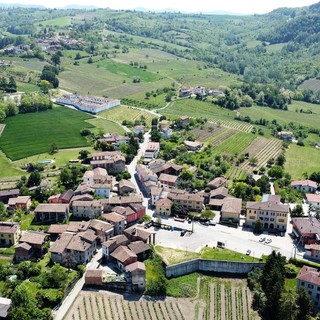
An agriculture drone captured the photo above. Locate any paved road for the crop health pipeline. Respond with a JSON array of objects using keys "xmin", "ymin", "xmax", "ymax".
[
  {"xmin": 52, "ymin": 249, "xmax": 103, "ymax": 320},
  {"xmin": 127, "ymin": 131, "xmax": 153, "ymax": 214}
]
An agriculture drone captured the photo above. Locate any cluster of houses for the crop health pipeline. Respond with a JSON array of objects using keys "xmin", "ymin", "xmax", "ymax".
[
  {"xmin": 56, "ymin": 94, "xmax": 121, "ymax": 114},
  {"xmin": 36, "ymin": 35, "xmax": 86, "ymax": 52},
  {"xmin": 178, "ymin": 86, "xmax": 224, "ymax": 98}
]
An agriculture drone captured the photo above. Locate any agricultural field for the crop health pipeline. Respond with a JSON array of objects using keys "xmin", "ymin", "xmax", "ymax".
[
  {"xmin": 298, "ymin": 78, "xmax": 320, "ymax": 92},
  {"xmin": 211, "ymin": 132, "xmax": 256, "ymax": 157},
  {"xmin": 190, "ymin": 123, "xmax": 227, "ymax": 142},
  {"xmin": 285, "ymin": 144, "xmax": 320, "ymax": 180},
  {"xmin": 100, "ymin": 105, "xmax": 156, "ymax": 128},
  {"xmin": 37, "ymin": 16, "xmax": 72, "ymax": 27},
  {"xmin": 239, "ymin": 101, "xmax": 320, "ymax": 130},
  {"xmin": 0, "ymin": 106, "xmax": 94, "ymax": 160},
  {"xmin": 163, "ymin": 99, "xmax": 235, "ymax": 121},
  {"xmin": 64, "ymin": 291, "xmax": 193, "ymax": 320},
  {"xmin": 197, "ymin": 277, "xmax": 259, "ymax": 320},
  {"xmin": 226, "ymin": 166, "xmax": 247, "ymax": 181},
  {"xmin": 239, "ymin": 137, "xmax": 283, "ymax": 172}
]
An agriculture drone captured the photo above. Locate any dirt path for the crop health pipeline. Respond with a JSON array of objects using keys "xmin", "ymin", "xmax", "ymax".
[
  {"xmin": 221, "ymin": 283, "xmax": 226, "ymax": 320},
  {"xmin": 209, "ymin": 283, "xmax": 215, "ymax": 320},
  {"xmin": 242, "ymin": 287, "xmax": 248, "ymax": 320},
  {"xmin": 231, "ymin": 286, "xmax": 237, "ymax": 320}
]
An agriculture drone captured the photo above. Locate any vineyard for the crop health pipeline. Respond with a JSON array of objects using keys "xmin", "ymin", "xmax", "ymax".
[
  {"xmin": 190, "ymin": 123, "xmax": 232, "ymax": 143},
  {"xmin": 211, "ymin": 132, "xmax": 256, "ymax": 157},
  {"xmin": 65, "ymin": 291, "xmax": 193, "ymax": 320},
  {"xmin": 210, "ymin": 120, "xmax": 253, "ymax": 133},
  {"xmin": 226, "ymin": 166, "xmax": 247, "ymax": 181},
  {"xmin": 100, "ymin": 105, "xmax": 156, "ymax": 128},
  {"xmin": 239, "ymin": 137, "xmax": 283, "ymax": 172},
  {"xmin": 196, "ymin": 278, "xmax": 259, "ymax": 320}
]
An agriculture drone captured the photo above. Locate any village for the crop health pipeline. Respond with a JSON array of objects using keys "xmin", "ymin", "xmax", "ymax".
[{"xmin": 0, "ymin": 91, "xmax": 320, "ymax": 318}]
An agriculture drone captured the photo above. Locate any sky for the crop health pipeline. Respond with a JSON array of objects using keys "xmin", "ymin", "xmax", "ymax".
[{"xmin": 1, "ymin": 0, "xmax": 319, "ymax": 14}]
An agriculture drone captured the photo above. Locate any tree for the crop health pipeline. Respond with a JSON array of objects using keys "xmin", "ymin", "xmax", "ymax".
[
  {"xmin": 27, "ymin": 171, "xmax": 41, "ymax": 187},
  {"xmin": 296, "ymin": 287, "xmax": 313, "ymax": 320},
  {"xmin": 51, "ymin": 52, "xmax": 61, "ymax": 66},
  {"xmin": 276, "ymin": 154, "xmax": 286, "ymax": 166},
  {"xmin": 75, "ymin": 52, "xmax": 81, "ymax": 60},
  {"xmin": 0, "ymin": 202, "xmax": 7, "ymax": 220},
  {"xmin": 256, "ymin": 176, "xmax": 270, "ymax": 194},
  {"xmin": 261, "ymin": 251, "xmax": 286, "ymax": 319},
  {"xmin": 39, "ymin": 80, "xmax": 52, "ymax": 94},
  {"xmin": 150, "ymin": 129, "xmax": 161, "ymax": 142},
  {"xmin": 49, "ymin": 143, "xmax": 59, "ymax": 155},
  {"xmin": 78, "ymin": 150, "xmax": 90, "ymax": 161},
  {"xmin": 279, "ymin": 289, "xmax": 298, "ymax": 320},
  {"xmin": 291, "ymin": 204, "xmax": 304, "ymax": 217},
  {"xmin": 0, "ymin": 110, "xmax": 6, "ymax": 123},
  {"xmin": 268, "ymin": 165, "xmax": 284, "ymax": 179},
  {"xmin": 7, "ymin": 76, "xmax": 17, "ymax": 93},
  {"xmin": 253, "ymin": 219, "xmax": 263, "ymax": 234}
]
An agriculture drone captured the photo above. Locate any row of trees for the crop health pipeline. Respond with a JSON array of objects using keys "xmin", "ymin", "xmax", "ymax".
[
  {"xmin": 18, "ymin": 93, "xmax": 52, "ymax": 114},
  {"xmin": 0, "ymin": 76, "xmax": 17, "ymax": 93}
]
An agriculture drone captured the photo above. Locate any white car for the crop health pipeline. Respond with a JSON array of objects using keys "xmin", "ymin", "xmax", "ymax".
[
  {"xmin": 259, "ymin": 237, "xmax": 265, "ymax": 242},
  {"xmin": 209, "ymin": 220, "xmax": 217, "ymax": 226},
  {"xmin": 265, "ymin": 238, "xmax": 272, "ymax": 244}
]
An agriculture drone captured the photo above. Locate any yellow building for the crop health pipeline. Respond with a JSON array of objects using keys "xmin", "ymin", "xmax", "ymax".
[
  {"xmin": 246, "ymin": 198, "xmax": 289, "ymax": 233},
  {"xmin": 0, "ymin": 222, "xmax": 20, "ymax": 246},
  {"xmin": 155, "ymin": 198, "xmax": 172, "ymax": 216}
]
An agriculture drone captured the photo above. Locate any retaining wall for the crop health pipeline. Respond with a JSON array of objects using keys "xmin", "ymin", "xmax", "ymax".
[{"xmin": 166, "ymin": 259, "xmax": 264, "ymax": 278}]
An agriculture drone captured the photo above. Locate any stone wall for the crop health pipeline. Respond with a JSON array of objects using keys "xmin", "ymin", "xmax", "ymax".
[{"xmin": 166, "ymin": 259, "xmax": 264, "ymax": 278}]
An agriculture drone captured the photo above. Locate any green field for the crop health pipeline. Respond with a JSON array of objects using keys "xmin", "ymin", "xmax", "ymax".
[
  {"xmin": 100, "ymin": 105, "xmax": 156, "ymax": 127},
  {"xmin": 285, "ymin": 144, "xmax": 320, "ymax": 179},
  {"xmin": 162, "ymin": 99, "xmax": 236, "ymax": 122},
  {"xmin": 0, "ymin": 107, "xmax": 94, "ymax": 160},
  {"xmin": 0, "ymin": 151, "xmax": 23, "ymax": 178},
  {"xmin": 85, "ymin": 118, "xmax": 125, "ymax": 134},
  {"xmin": 239, "ymin": 101, "xmax": 320, "ymax": 130},
  {"xmin": 38, "ymin": 16, "xmax": 72, "ymax": 27}
]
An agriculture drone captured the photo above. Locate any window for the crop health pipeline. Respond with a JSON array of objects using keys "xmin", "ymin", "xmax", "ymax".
[{"xmin": 308, "ymin": 284, "xmax": 314, "ymax": 289}]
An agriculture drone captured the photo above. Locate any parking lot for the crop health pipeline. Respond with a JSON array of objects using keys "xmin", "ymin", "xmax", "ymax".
[{"xmin": 150, "ymin": 215, "xmax": 302, "ymax": 260}]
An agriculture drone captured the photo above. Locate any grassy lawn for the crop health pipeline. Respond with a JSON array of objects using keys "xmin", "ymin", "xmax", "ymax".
[
  {"xmin": 100, "ymin": 105, "xmax": 155, "ymax": 127},
  {"xmin": 0, "ymin": 150, "xmax": 24, "ymax": 179},
  {"xmin": 200, "ymin": 247, "xmax": 260, "ymax": 262},
  {"xmin": 37, "ymin": 252, "xmax": 52, "ymax": 272},
  {"xmin": 155, "ymin": 245, "xmax": 259, "ymax": 265},
  {"xmin": 0, "ymin": 106, "xmax": 94, "ymax": 160},
  {"xmin": 0, "ymin": 245, "xmax": 15, "ymax": 256},
  {"xmin": 285, "ymin": 277, "xmax": 298, "ymax": 291},
  {"xmin": 20, "ymin": 213, "xmax": 50, "ymax": 232},
  {"xmin": 86, "ymin": 118, "xmax": 125, "ymax": 135},
  {"xmin": 167, "ymin": 272, "xmax": 198, "ymax": 297},
  {"xmin": 17, "ymin": 81, "xmax": 41, "ymax": 93},
  {"xmin": 285, "ymin": 144, "xmax": 320, "ymax": 179},
  {"xmin": 14, "ymin": 147, "xmax": 95, "ymax": 169}
]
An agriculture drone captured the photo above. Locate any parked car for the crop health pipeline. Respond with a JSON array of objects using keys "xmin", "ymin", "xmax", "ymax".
[
  {"xmin": 200, "ymin": 221, "xmax": 209, "ymax": 226},
  {"xmin": 246, "ymin": 249, "xmax": 251, "ymax": 255},
  {"xmin": 217, "ymin": 241, "xmax": 225, "ymax": 248},
  {"xmin": 259, "ymin": 237, "xmax": 265, "ymax": 242},
  {"xmin": 265, "ymin": 238, "xmax": 272, "ymax": 244},
  {"xmin": 180, "ymin": 230, "xmax": 187, "ymax": 237},
  {"xmin": 209, "ymin": 219, "xmax": 217, "ymax": 226}
]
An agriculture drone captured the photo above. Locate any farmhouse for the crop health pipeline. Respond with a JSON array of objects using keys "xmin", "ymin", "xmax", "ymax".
[
  {"xmin": 277, "ymin": 131, "xmax": 293, "ymax": 141},
  {"xmin": 118, "ymin": 179, "xmax": 136, "ymax": 195},
  {"xmin": 0, "ymin": 222, "xmax": 20, "ymax": 246},
  {"xmin": 48, "ymin": 190, "xmax": 74, "ymax": 204},
  {"xmin": 90, "ymin": 151, "xmax": 126, "ymax": 174},
  {"xmin": 0, "ymin": 189, "xmax": 19, "ymax": 204},
  {"xmin": 8, "ymin": 196, "xmax": 31, "ymax": 211},
  {"xmin": 110, "ymin": 245, "xmax": 137, "ymax": 271},
  {"xmin": 125, "ymin": 261, "xmax": 146, "ymax": 291},
  {"xmin": 291, "ymin": 180, "xmax": 318, "ymax": 193},
  {"xmin": 167, "ymin": 191, "xmax": 204, "ymax": 212},
  {"xmin": 72, "ymin": 200, "xmax": 103, "ymax": 219},
  {"xmin": 34, "ymin": 203, "xmax": 69, "ymax": 223},
  {"xmin": 159, "ymin": 173, "xmax": 178, "ymax": 188},
  {"xmin": 101, "ymin": 212, "xmax": 126, "ymax": 235},
  {"xmin": 184, "ymin": 140, "xmax": 203, "ymax": 151},
  {"xmin": 102, "ymin": 234, "xmax": 129, "ymax": 260},
  {"xmin": 144, "ymin": 142, "xmax": 160, "ymax": 160},
  {"xmin": 297, "ymin": 266, "xmax": 320, "ymax": 310},
  {"xmin": 56, "ymin": 94, "xmax": 120, "ymax": 114},
  {"xmin": 306, "ymin": 194, "xmax": 320, "ymax": 210}
]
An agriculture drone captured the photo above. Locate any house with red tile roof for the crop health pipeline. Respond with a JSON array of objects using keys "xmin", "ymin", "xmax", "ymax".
[{"xmin": 297, "ymin": 266, "xmax": 320, "ymax": 310}]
